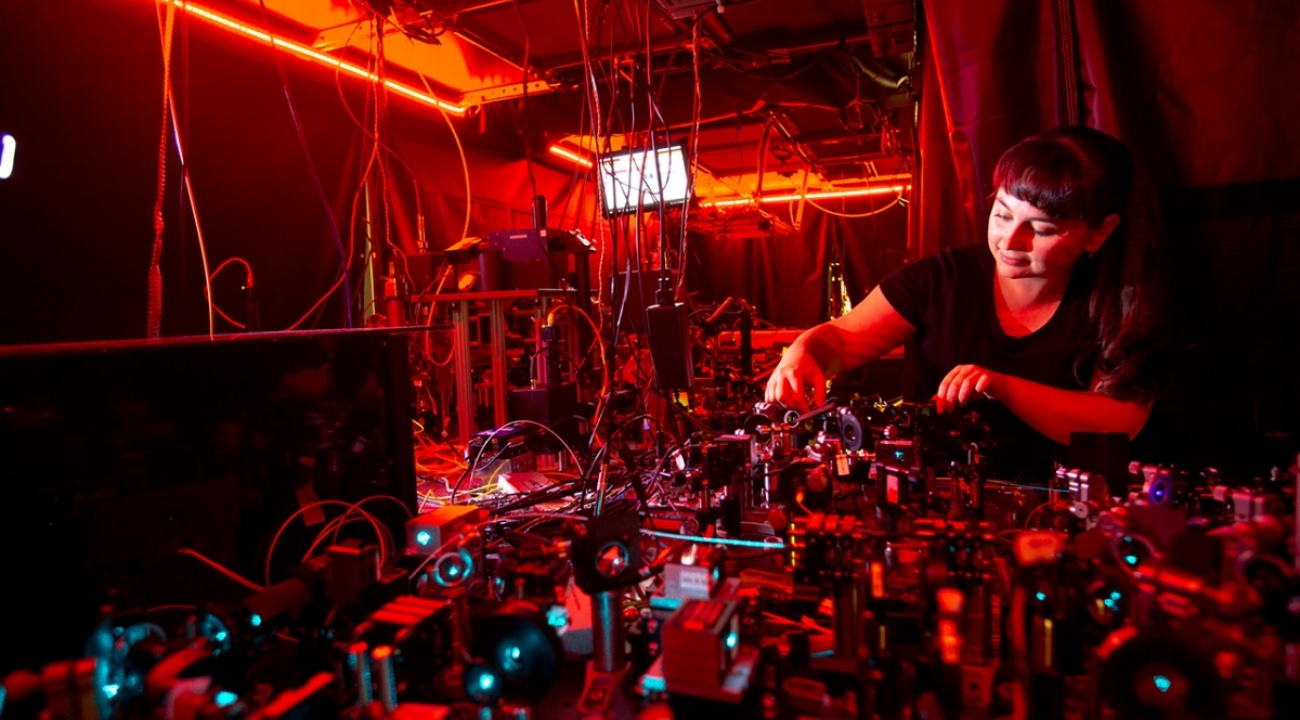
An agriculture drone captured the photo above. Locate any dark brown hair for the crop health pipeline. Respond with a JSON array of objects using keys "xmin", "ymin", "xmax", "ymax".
[{"xmin": 994, "ymin": 126, "xmax": 1164, "ymax": 402}]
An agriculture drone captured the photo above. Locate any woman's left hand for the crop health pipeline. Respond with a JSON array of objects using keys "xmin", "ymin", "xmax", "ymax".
[{"xmin": 934, "ymin": 364, "xmax": 1006, "ymax": 414}]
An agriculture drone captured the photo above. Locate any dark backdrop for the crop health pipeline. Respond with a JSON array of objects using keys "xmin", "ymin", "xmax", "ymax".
[{"xmin": 0, "ymin": 0, "xmax": 592, "ymax": 344}]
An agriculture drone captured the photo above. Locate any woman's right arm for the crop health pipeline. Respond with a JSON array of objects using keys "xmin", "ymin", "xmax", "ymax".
[{"xmin": 764, "ymin": 286, "xmax": 917, "ymax": 411}]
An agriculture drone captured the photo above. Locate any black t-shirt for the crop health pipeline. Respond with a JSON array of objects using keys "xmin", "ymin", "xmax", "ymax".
[{"xmin": 879, "ymin": 244, "xmax": 1097, "ymax": 480}]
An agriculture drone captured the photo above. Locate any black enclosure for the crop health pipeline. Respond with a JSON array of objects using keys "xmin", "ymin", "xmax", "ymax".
[{"xmin": 0, "ymin": 329, "xmax": 415, "ymax": 674}]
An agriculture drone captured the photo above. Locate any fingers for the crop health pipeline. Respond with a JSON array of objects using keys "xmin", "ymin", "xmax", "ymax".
[
  {"xmin": 764, "ymin": 363, "xmax": 819, "ymax": 414},
  {"xmin": 781, "ymin": 380, "xmax": 811, "ymax": 413},
  {"xmin": 764, "ymin": 368, "xmax": 800, "ymax": 412},
  {"xmin": 934, "ymin": 365, "xmax": 960, "ymax": 414},
  {"xmin": 934, "ymin": 365, "xmax": 995, "ymax": 413},
  {"xmin": 764, "ymin": 373, "xmax": 778, "ymax": 403},
  {"xmin": 946, "ymin": 369, "xmax": 962, "ymax": 410},
  {"xmin": 957, "ymin": 376, "xmax": 975, "ymax": 406}
]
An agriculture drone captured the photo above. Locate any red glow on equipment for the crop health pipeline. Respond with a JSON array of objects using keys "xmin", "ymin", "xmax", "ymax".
[
  {"xmin": 1014, "ymin": 531, "xmax": 1065, "ymax": 567},
  {"xmin": 938, "ymin": 619, "xmax": 961, "ymax": 664},
  {"xmin": 936, "ymin": 588, "xmax": 964, "ymax": 665},
  {"xmin": 150, "ymin": 1, "xmax": 465, "ymax": 114},
  {"xmin": 936, "ymin": 587, "xmax": 964, "ymax": 614},
  {"xmin": 870, "ymin": 561, "xmax": 885, "ymax": 598}
]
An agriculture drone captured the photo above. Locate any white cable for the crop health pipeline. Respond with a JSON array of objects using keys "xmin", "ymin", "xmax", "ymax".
[
  {"xmin": 166, "ymin": 96, "xmax": 215, "ymax": 338},
  {"xmin": 155, "ymin": 5, "xmax": 214, "ymax": 338},
  {"xmin": 177, "ymin": 547, "xmax": 264, "ymax": 593},
  {"xmin": 807, "ymin": 192, "xmax": 903, "ymax": 219},
  {"xmin": 409, "ymin": 54, "xmax": 472, "ymax": 242}
]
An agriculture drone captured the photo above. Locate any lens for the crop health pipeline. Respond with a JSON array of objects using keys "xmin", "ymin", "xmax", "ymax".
[
  {"xmin": 463, "ymin": 663, "xmax": 502, "ymax": 705},
  {"xmin": 1114, "ymin": 535, "xmax": 1152, "ymax": 569},
  {"xmin": 498, "ymin": 642, "xmax": 528, "ymax": 678},
  {"xmin": 433, "ymin": 550, "xmax": 473, "ymax": 588},
  {"xmin": 1132, "ymin": 663, "xmax": 1189, "ymax": 710},
  {"xmin": 1150, "ymin": 480, "xmax": 1168, "ymax": 504},
  {"xmin": 595, "ymin": 542, "xmax": 629, "ymax": 578},
  {"xmin": 840, "ymin": 413, "xmax": 865, "ymax": 451}
]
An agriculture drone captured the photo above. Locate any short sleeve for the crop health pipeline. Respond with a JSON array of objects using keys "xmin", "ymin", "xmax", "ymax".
[{"xmin": 878, "ymin": 251, "xmax": 952, "ymax": 331}]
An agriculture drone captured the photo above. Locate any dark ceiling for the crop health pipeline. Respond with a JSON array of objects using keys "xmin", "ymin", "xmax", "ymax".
[{"xmin": 393, "ymin": 0, "xmax": 920, "ymax": 192}]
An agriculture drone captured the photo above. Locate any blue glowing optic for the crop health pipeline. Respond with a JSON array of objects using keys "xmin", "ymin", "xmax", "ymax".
[
  {"xmin": 546, "ymin": 607, "xmax": 568, "ymax": 628},
  {"xmin": 103, "ymin": 684, "xmax": 120, "ymax": 699},
  {"xmin": 1036, "ymin": 592, "xmax": 1047, "ymax": 601},
  {"xmin": 478, "ymin": 672, "xmax": 496, "ymax": 691},
  {"xmin": 1153, "ymin": 675, "xmax": 1171, "ymax": 693},
  {"xmin": 214, "ymin": 691, "xmax": 238, "ymax": 707},
  {"xmin": 1124, "ymin": 555, "xmax": 1139, "ymax": 566},
  {"xmin": 506, "ymin": 645, "xmax": 521, "ymax": 661},
  {"xmin": 250, "ymin": 614, "xmax": 262, "ymax": 627},
  {"xmin": 1110, "ymin": 590, "xmax": 1122, "ymax": 601},
  {"xmin": 726, "ymin": 632, "xmax": 738, "ymax": 650},
  {"xmin": 447, "ymin": 565, "xmax": 459, "ymax": 577},
  {"xmin": 416, "ymin": 531, "xmax": 432, "ymax": 546},
  {"xmin": 214, "ymin": 631, "xmax": 228, "ymax": 642},
  {"xmin": 1104, "ymin": 599, "xmax": 1118, "ymax": 611}
]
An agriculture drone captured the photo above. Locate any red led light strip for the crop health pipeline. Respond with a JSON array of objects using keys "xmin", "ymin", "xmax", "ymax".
[
  {"xmin": 153, "ymin": 0, "xmax": 465, "ymax": 114},
  {"xmin": 548, "ymin": 145, "xmax": 593, "ymax": 168},
  {"xmin": 702, "ymin": 183, "xmax": 911, "ymax": 208}
]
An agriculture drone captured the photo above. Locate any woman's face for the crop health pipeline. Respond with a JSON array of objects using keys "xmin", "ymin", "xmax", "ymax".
[{"xmin": 987, "ymin": 189, "xmax": 1115, "ymax": 284}]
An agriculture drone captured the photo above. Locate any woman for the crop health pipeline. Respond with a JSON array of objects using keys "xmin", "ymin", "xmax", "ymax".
[{"xmin": 765, "ymin": 126, "xmax": 1163, "ymax": 477}]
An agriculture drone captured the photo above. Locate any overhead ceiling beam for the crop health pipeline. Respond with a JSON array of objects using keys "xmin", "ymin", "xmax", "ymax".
[
  {"xmin": 416, "ymin": 0, "xmax": 515, "ymax": 16},
  {"xmin": 770, "ymin": 112, "xmax": 824, "ymax": 177},
  {"xmin": 459, "ymin": 79, "xmax": 562, "ymax": 106}
]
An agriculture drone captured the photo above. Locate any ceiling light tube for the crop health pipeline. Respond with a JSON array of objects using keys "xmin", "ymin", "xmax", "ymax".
[
  {"xmin": 0, "ymin": 134, "xmax": 15, "ymax": 180},
  {"xmin": 153, "ymin": 1, "xmax": 465, "ymax": 114},
  {"xmin": 702, "ymin": 183, "xmax": 911, "ymax": 208},
  {"xmin": 548, "ymin": 145, "xmax": 593, "ymax": 168}
]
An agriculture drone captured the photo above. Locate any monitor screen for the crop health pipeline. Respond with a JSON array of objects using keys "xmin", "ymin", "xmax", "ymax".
[{"xmin": 599, "ymin": 145, "xmax": 691, "ymax": 216}]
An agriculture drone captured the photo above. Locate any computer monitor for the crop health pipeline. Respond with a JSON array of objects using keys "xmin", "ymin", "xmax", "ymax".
[{"xmin": 599, "ymin": 145, "xmax": 691, "ymax": 216}]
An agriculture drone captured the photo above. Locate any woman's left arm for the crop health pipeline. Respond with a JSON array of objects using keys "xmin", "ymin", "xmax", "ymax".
[{"xmin": 934, "ymin": 365, "xmax": 1151, "ymax": 444}]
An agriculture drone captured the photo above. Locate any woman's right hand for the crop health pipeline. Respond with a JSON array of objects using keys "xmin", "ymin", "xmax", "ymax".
[
  {"xmin": 764, "ymin": 345, "xmax": 827, "ymax": 413},
  {"xmin": 761, "ymin": 288, "xmax": 916, "ymax": 414}
]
